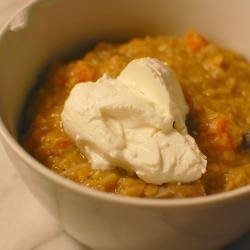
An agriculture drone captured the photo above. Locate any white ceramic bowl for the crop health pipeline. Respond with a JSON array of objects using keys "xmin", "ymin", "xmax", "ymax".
[{"xmin": 0, "ymin": 0, "xmax": 250, "ymax": 249}]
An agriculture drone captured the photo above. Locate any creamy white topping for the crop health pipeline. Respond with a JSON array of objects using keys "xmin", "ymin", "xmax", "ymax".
[{"xmin": 61, "ymin": 58, "xmax": 207, "ymax": 184}]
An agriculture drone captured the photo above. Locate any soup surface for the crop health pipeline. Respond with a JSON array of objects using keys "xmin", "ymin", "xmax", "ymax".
[{"xmin": 22, "ymin": 31, "xmax": 250, "ymax": 198}]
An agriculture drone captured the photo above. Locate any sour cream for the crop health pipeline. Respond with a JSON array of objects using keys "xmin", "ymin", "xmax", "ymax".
[{"xmin": 61, "ymin": 58, "xmax": 207, "ymax": 184}]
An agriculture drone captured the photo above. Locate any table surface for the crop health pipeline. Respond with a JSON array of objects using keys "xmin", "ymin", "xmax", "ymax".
[{"xmin": 0, "ymin": 1, "xmax": 249, "ymax": 249}]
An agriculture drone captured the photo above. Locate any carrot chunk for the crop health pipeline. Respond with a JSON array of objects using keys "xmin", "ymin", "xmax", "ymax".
[
  {"xmin": 206, "ymin": 115, "xmax": 242, "ymax": 151},
  {"xmin": 185, "ymin": 30, "xmax": 207, "ymax": 52}
]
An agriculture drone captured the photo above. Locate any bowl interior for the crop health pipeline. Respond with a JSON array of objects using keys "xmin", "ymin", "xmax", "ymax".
[{"xmin": 0, "ymin": 0, "xmax": 250, "ymax": 138}]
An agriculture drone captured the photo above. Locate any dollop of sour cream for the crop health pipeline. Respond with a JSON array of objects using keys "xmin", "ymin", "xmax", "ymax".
[{"xmin": 61, "ymin": 58, "xmax": 207, "ymax": 184}]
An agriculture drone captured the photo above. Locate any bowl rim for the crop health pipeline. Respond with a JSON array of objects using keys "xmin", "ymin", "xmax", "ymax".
[{"xmin": 0, "ymin": 0, "xmax": 250, "ymax": 208}]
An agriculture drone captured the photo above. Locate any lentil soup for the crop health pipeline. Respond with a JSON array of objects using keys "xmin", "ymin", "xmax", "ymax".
[{"xmin": 22, "ymin": 31, "xmax": 250, "ymax": 198}]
